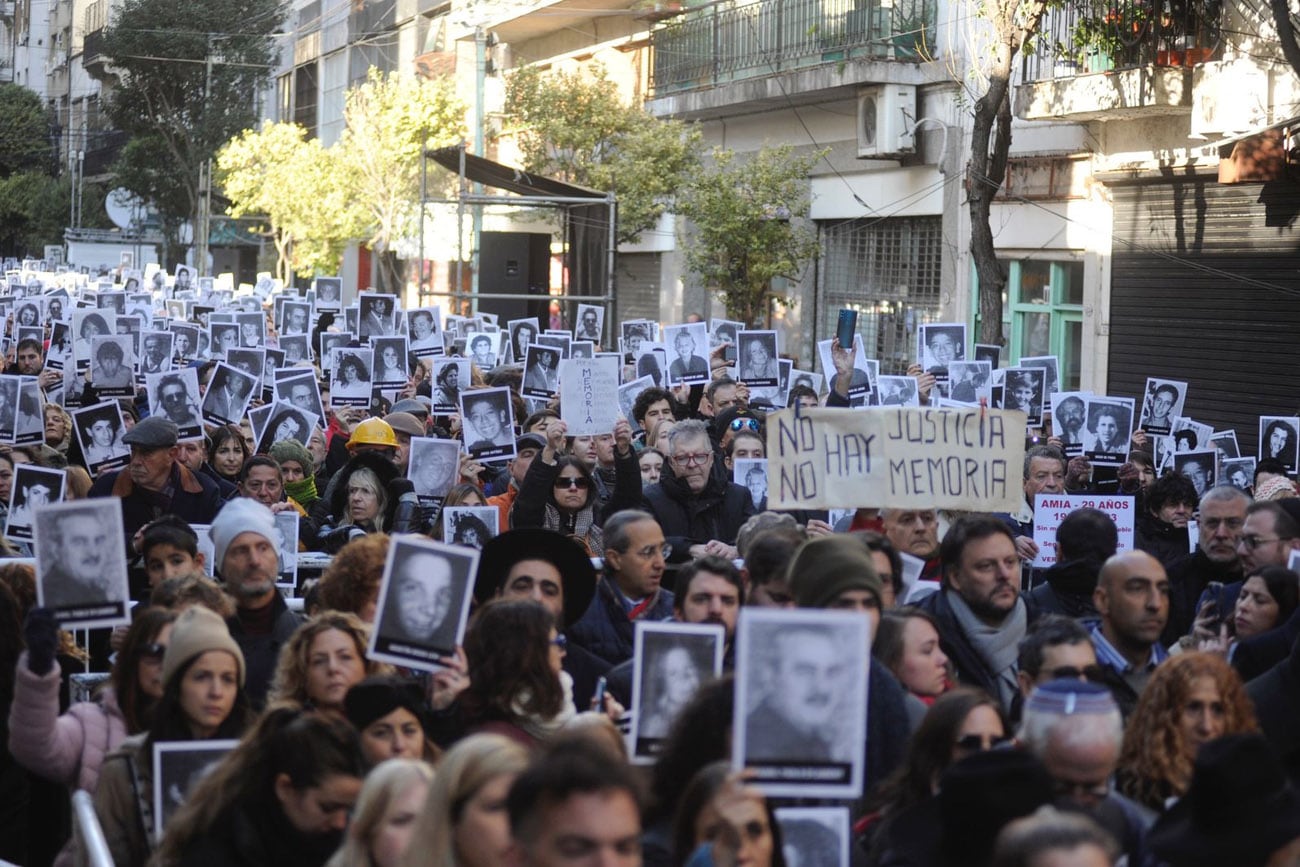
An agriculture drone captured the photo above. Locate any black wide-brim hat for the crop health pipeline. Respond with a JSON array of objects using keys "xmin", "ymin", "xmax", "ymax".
[
  {"xmin": 475, "ymin": 528, "xmax": 597, "ymax": 628},
  {"xmin": 1147, "ymin": 733, "xmax": 1300, "ymax": 866}
]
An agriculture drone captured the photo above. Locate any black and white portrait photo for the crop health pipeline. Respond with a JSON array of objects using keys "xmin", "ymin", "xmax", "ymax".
[
  {"xmin": 733, "ymin": 608, "xmax": 868, "ymax": 798},
  {"xmin": 235, "ymin": 311, "xmax": 265, "ymax": 348},
  {"xmin": 46, "ymin": 322, "xmax": 71, "ymax": 371},
  {"xmin": 408, "ymin": 438, "xmax": 460, "ymax": 503},
  {"xmin": 319, "ymin": 332, "xmax": 348, "ymax": 366},
  {"xmin": 226, "ymin": 347, "xmax": 266, "ymax": 397},
  {"xmin": 6, "ymin": 464, "xmax": 66, "ymax": 541},
  {"xmin": 13, "ymin": 377, "xmax": 42, "ymax": 445},
  {"xmin": 522, "ymin": 345, "xmax": 561, "ymax": 399},
  {"xmin": 279, "ymin": 333, "xmax": 309, "ymax": 367},
  {"xmin": 1139, "ymin": 378, "xmax": 1186, "ymax": 436},
  {"xmin": 369, "ymin": 537, "xmax": 478, "ymax": 672},
  {"xmin": 1050, "ymin": 392, "xmax": 1089, "ymax": 454},
  {"xmin": 89, "ymin": 335, "xmax": 136, "ymax": 396},
  {"xmin": 876, "ymin": 375, "xmax": 918, "ymax": 407},
  {"xmin": 201, "ymin": 362, "xmax": 257, "ymax": 427},
  {"xmin": 72, "ymin": 401, "xmax": 130, "ymax": 474},
  {"xmin": 152, "ymin": 741, "xmax": 238, "ymax": 842},
  {"xmin": 209, "ymin": 322, "xmax": 239, "ymax": 359},
  {"xmin": 0, "ymin": 376, "xmax": 20, "ymax": 444},
  {"xmin": 458, "ymin": 387, "xmax": 516, "ymax": 462},
  {"xmin": 630, "ymin": 622, "xmax": 724, "ymax": 761},
  {"xmin": 169, "ymin": 323, "xmax": 200, "ymax": 362},
  {"xmin": 33, "ymin": 499, "xmax": 129, "ymax": 627},
  {"xmin": 96, "ymin": 291, "xmax": 126, "ymax": 314},
  {"xmin": 946, "ymin": 360, "xmax": 992, "ymax": 405},
  {"xmin": 709, "ymin": 318, "xmax": 742, "ymax": 364},
  {"xmin": 313, "ymin": 277, "xmax": 342, "ymax": 311},
  {"xmin": 1209, "ymin": 430, "xmax": 1240, "ymax": 462},
  {"xmin": 634, "ymin": 344, "xmax": 667, "ymax": 390},
  {"xmin": 407, "ymin": 307, "xmax": 443, "ymax": 356},
  {"xmin": 620, "ymin": 320, "xmax": 653, "ymax": 361},
  {"xmin": 281, "ymin": 301, "xmax": 311, "ymax": 336},
  {"xmin": 465, "ymin": 331, "xmax": 500, "ymax": 371},
  {"xmin": 274, "ymin": 372, "xmax": 326, "ymax": 427},
  {"xmin": 430, "ymin": 357, "xmax": 468, "ymax": 414},
  {"xmin": 816, "ymin": 337, "xmax": 873, "ymax": 405},
  {"xmin": 663, "ymin": 323, "xmax": 710, "ymax": 387},
  {"xmin": 371, "ymin": 336, "xmax": 409, "ymax": 388},
  {"xmin": 733, "ymin": 458, "xmax": 768, "ymax": 511},
  {"xmin": 172, "ymin": 265, "xmax": 196, "ymax": 296},
  {"xmin": 275, "ymin": 511, "xmax": 300, "ymax": 588},
  {"xmin": 574, "ymin": 304, "xmax": 604, "ymax": 343},
  {"xmin": 1000, "ymin": 367, "xmax": 1046, "ymax": 426},
  {"xmin": 146, "ymin": 370, "xmax": 204, "ymax": 441},
  {"xmin": 139, "ymin": 331, "xmax": 174, "ymax": 376},
  {"xmin": 442, "ymin": 505, "xmax": 499, "ymax": 550},
  {"xmin": 1260, "ymin": 416, "xmax": 1300, "ymax": 474},
  {"xmin": 73, "ymin": 310, "xmax": 114, "ymax": 371},
  {"xmin": 257, "ymin": 401, "xmax": 318, "ymax": 453},
  {"xmin": 331, "ymin": 348, "xmax": 375, "ymax": 407},
  {"xmin": 537, "ymin": 332, "xmax": 572, "ymax": 360},
  {"xmin": 507, "ymin": 318, "xmax": 540, "ymax": 365},
  {"xmin": 359, "ymin": 293, "xmax": 397, "ymax": 338},
  {"xmin": 1018, "ymin": 355, "xmax": 1059, "ymax": 396},
  {"xmin": 774, "ymin": 807, "xmax": 851, "ymax": 867},
  {"xmin": 1222, "ymin": 457, "xmax": 1256, "ymax": 491},
  {"xmin": 617, "ymin": 375, "xmax": 655, "ymax": 433},
  {"xmin": 1174, "ymin": 450, "xmax": 1217, "ymax": 498},
  {"xmin": 1084, "ymin": 397, "xmax": 1134, "ymax": 466},
  {"xmin": 736, "ymin": 330, "xmax": 780, "ymax": 388},
  {"xmin": 570, "ymin": 341, "xmax": 594, "ymax": 360},
  {"xmin": 919, "ymin": 322, "xmax": 966, "ymax": 384}
]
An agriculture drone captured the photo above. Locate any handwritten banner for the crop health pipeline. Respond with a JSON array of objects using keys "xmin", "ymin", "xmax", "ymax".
[
  {"xmin": 765, "ymin": 407, "xmax": 1025, "ymax": 512},
  {"xmin": 559, "ymin": 356, "xmax": 622, "ymax": 436},
  {"xmin": 1031, "ymin": 493, "xmax": 1136, "ymax": 567}
]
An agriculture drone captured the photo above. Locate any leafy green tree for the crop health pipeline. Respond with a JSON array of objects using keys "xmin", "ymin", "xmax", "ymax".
[
  {"xmin": 0, "ymin": 85, "xmax": 53, "ymax": 177},
  {"xmin": 217, "ymin": 122, "xmax": 363, "ymax": 283},
  {"xmin": 0, "ymin": 173, "xmax": 109, "ymax": 256},
  {"xmin": 504, "ymin": 64, "xmax": 700, "ymax": 244},
  {"xmin": 675, "ymin": 145, "xmax": 823, "ymax": 326},
  {"xmin": 99, "ymin": 0, "xmax": 283, "ymax": 265},
  {"xmin": 333, "ymin": 69, "xmax": 466, "ymax": 293}
]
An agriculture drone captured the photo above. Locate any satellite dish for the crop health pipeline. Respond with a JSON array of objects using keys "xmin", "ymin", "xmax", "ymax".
[{"xmin": 105, "ymin": 188, "xmax": 142, "ymax": 230}]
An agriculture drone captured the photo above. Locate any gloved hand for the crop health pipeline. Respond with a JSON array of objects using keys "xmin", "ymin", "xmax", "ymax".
[{"xmin": 24, "ymin": 607, "xmax": 59, "ymax": 675}]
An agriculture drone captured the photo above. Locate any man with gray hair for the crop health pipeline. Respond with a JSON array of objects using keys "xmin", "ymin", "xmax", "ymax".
[
  {"xmin": 1019, "ymin": 680, "xmax": 1153, "ymax": 862},
  {"xmin": 1165, "ymin": 485, "xmax": 1251, "ymax": 643},
  {"xmin": 642, "ymin": 418, "xmax": 756, "ymax": 563}
]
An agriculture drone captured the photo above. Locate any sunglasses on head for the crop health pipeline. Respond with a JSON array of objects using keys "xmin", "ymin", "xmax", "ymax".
[
  {"xmin": 729, "ymin": 417, "xmax": 760, "ymax": 433},
  {"xmin": 553, "ymin": 477, "xmax": 591, "ymax": 490}
]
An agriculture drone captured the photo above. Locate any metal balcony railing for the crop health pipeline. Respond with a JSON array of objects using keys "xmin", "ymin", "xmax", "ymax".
[
  {"xmin": 1022, "ymin": 0, "xmax": 1221, "ymax": 80},
  {"xmin": 650, "ymin": 0, "xmax": 935, "ymax": 94}
]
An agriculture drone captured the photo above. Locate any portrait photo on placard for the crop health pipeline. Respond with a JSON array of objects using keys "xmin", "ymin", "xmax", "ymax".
[
  {"xmin": 34, "ymin": 499, "xmax": 129, "ymax": 627},
  {"xmin": 816, "ymin": 337, "xmax": 873, "ymax": 405},
  {"xmin": 617, "ymin": 375, "xmax": 656, "ymax": 433},
  {"xmin": 1000, "ymin": 367, "xmax": 1045, "ymax": 425},
  {"xmin": 313, "ymin": 277, "xmax": 342, "ymax": 310},
  {"xmin": 570, "ymin": 340, "xmax": 594, "ymax": 360},
  {"xmin": 1261, "ymin": 416, "xmax": 1300, "ymax": 474},
  {"xmin": 430, "ymin": 357, "xmax": 469, "ymax": 414},
  {"xmin": 633, "ymin": 344, "xmax": 668, "ymax": 390},
  {"xmin": 258, "ymin": 401, "xmax": 318, "ymax": 452},
  {"xmin": 1209, "ymin": 430, "xmax": 1239, "ymax": 462},
  {"xmin": 225, "ymin": 347, "xmax": 266, "ymax": 396},
  {"xmin": 442, "ymin": 505, "xmax": 499, "ymax": 551},
  {"xmin": 46, "ymin": 322, "xmax": 71, "ymax": 371},
  {"xmin": 537, "ymin": 332, "xmax": 571, "ymax": 359},
  {"xmin": 234, "ymin": 311, "xmax": 265, "ymax": 348},
  {"xmin": 522, "ymin": 344, "xmax": 561, "ymax": 399},
  {"xmin": 1139, "ymin": 378, "xmax": 1187, "ymax": 436},
  {"xmin": 319, "ymin": 332, "xmax": 348, "ymax": 366},
  {"xmin": 464, "ymin": 331, "xmax": 501, "ymax": 371},
  {"xmin": 736, "ymin": 330, "xmax": 780, "ymax": 388},
  {"xmin": 369, "ymin": 537, "xmax": 478, "ymax": 672},
  {"xmin": 1084, "ymin": 398, "xmax": 1134, "ymax": 466},
  {"xmin": 946, "ymin": 360, "xmax": 992, "ymax": 405},
  {"xmin": 209, "ymin": 322, "xmax": 239, "ymax": 359},
  {"xmin": 273, "ymin": 372, "xmax": 326, "ymax": 427},
  {"xmin": 138, "ymin": 331, "xmax": 174, "ymax": 376},
  {"xmin": 1174, "ymin": 450, "xmax": 1217, "ymax": 498},
  {"xmin": 621, "ymin": 320, "xmax": 653, "ymax": 360},
  {"xmin": 788, "ymin": 369, "xmax": 824, "ymax": 397},
  {"xmin": 774, "ymin": 807, "xmax": 851, "ymax": 867},
  {"xmin": 507, "ymin": 318, "xmax": 540, "ymax": 364},
  {"xmin": 876, "ymin": 375, "xmax": 918, "ymax": 407},
  {"xmin": 281, "ymin": 301, "xmax": 312, "ymax": 336},
  {"xmin": 919, "ymin": 322, "xmax": 966, "ymax": 382},
  {"xmin": 371, "ymin": 336, "xmax": 409, "ymax": 387},
  {"xmin": 664, "ymin": 323, "xmax": 711, "ymax": 386},
  {"xmin": 6, "ymin": 464, "xmax": 66, "ymax": 540},
  {"xmin": 408, "ymin": 437, "xmax": 460, "ymax": 503},
  {"xmin": 459, "ymin": 387, "xmax": 516, "ymax": 462},
  {"xmin": 733, "ymin": 608, "xmax": 868, "ymax": 798},
  {"xmin": 153, "ymin": 741, "xmax": 239, "ymax": 842},
  {"xmin": 1050, "ymin": 392, "xmax": 1090, "ymax": 453},
  {"xmin": 1171, "ymin": 417, "xmax": 1213, "ymax": 456},
  {"xmin": 733, "ymin": 458, "xmax": 769, "ymax": 511},
  {"xmin": 407, "ymin": 307, "xmax": 443, "ymax": 356},
  {"xmin": 0, "ymin": 376, "xmax": 18, "ymax": 443},
  {"xmin": 169, "ymin": 323, "xmax": 200, "ymax": 363},
  {"xmin": 574, "ymin": 304, "xmax": 604, "ymax": 343},
  {"xmin": 1222, "ymin": 457, "xmax": 1256, "ymax": 491},
  {"xmin": 331, "ymin": 348, "xmax": 374, "ymax": 406},
  {"xmin": 146, "ymin": 369, "xmax": 204, "ymax": 441},
  {"xmin": 1018, "ymin": 355, "xmax": 1059, "ymax": 396},
  {"xmin": 279, "ymin": 333, "xmax": 309, "ymax": 367},
  {"xmin": 359, "ymin": 293, "xmax": 398, "ymax": 338},
  {"xmin": 275, "ymin": 511, "xmax": 300, "ymax": 588},
  {"xmin": 201, "ymin": 362, "xmax": 257, "ymax": 427},
  {"xmin": 630, "ymin": 622, "xmax": 724, "ymax": 762},
  {"xmin": 709, "ymin": 318, "xmax": 743, "ymax": 363},
  {"xmin": 13, "ymin": 377, "xmax": 42, "ymax": 444},
  {"xmin": 89, "ymin": 335, "xmax": 135, "ymax": 396},
  {"xmin": 72, "ymin": 401, "xmax": 130, "ymax": 473}
]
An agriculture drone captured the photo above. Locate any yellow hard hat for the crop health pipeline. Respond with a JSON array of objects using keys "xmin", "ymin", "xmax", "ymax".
[{"xmin": 348, "ymin": 417, "xmax": 398, "ymax": 450}]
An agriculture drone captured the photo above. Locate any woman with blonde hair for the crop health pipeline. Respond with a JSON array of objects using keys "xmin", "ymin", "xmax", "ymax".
[
  {"xmin": 267, "ymin": 612, "xmax": 390, "ymax": 716},
  {"xmin": 401, "ymin": 734, "xmax": 529, "ymax": 867},
  {"xmin": 1115, "ymin": 651, "xmax": 1257, "ymax": 812},
  {"xmin": 325, "ymin": 759, "xmax": 433, "ymax": 867}
]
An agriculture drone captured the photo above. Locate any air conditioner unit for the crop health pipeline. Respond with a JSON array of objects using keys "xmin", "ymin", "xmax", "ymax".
[{"xmin": 857, "ymin": 84, "xmax": 916, "ymax": 158}]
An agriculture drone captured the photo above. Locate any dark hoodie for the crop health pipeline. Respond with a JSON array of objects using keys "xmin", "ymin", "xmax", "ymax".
[
  {"xmin": 1027, "ymin": 558, "xmax": 1103, "ymax": 618},
  {"xmin": 641, "ymin": 463, "xmax": 756, "ymax": 563}
]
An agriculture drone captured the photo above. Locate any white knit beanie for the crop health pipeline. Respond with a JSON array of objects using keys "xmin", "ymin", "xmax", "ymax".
[{"xmin": 209, "ymin": 498, "xmax": 279, "ymax": 576}]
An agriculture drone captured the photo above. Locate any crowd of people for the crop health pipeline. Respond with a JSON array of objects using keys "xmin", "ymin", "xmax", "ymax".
[{"xmin": 0, "ymin": 266, "xmax": 1299, "ymax": 867}]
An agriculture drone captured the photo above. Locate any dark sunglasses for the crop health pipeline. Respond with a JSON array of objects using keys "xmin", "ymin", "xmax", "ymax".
[
  {"xmin": 1047, "ymin": 665, "xmax": 1106, "ymax": 683},
  {"xmin": 953, "ymin": 734, "xmax": 1013, "ymax": 752},
  {"xmin": 140, "ymin": 643, "xmax": 168, "ymax": 660},
  {"xmin": 729, "ymin": 417, "xmax": 760, "ymax": 433},
  {"xmin": 553, "ymin": 477, "xmax": 592, "ymax": 490}
]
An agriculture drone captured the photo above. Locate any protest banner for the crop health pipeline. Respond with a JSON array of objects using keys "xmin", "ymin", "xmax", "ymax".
[
  {"xmin": 1031, "ymin": 493, "xmax": 1136, "ymax": 567},
  {"xmin": 560, "ymin": 356, "xmax": 622, "ymax": 436},
  {"xmin": 764, "ymin": 406, "xmax": 1025, "ymax": 512}
]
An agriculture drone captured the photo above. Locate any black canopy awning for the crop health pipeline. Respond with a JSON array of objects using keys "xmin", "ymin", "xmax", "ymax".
[{"xmin": 425, "ymin": 147, "xmax": 608, "ymax": 200}]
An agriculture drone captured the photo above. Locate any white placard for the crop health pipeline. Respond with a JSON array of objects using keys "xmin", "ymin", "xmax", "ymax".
[
  {"xmin": 1031, "ymin": 493, "xmax": 1136, "ymax": 567},
  {"xmin": 559, "ymin": 356, "xmax": 622, "ymax": 436}
]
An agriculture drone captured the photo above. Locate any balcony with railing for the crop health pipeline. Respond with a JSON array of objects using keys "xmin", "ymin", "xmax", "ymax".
[
  {"xmin": 1015, "ymin": 0, "xmax": 1220, "ymax": 121},
  {"xmin": 649, "ymin": 0, "xmax": 935, "ymax": 96}
]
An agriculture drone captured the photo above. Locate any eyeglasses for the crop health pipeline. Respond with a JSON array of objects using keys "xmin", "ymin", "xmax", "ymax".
[
  {"xmin": 953, "ymin": 734, "xmax": 1013, "ymax": 752},
  {"xmin": 1052, "ymin": 779, "xmax": 1112, "ymax": 802},
  {"xmin": 1046, "ymin": 665, "xmax": 1106, "ymax": 683},
  {"xmin": 634, "ymin": 542, "xmax": 673, "ymax": 561},
  {"xmin": 550, "ymin": 634, "xmax": 568, "ymax": 650},
  {"xmin": 553, "ymin": 477, "xmax": 591, "ymax": 490},
  {"xmin": 1239, "ymin": 535, "xmax": 1290, "ymax": 550},
  {"xmin": 140, "ymin": 643, "xmax": 167, "ymax": 660},
  {"xmin": 729, "ymin": 417, "xmax": 760, "ymax": 433},
  {"xmin": 672, "ymin": 452, "xmax": 712, "ymax": 467}
]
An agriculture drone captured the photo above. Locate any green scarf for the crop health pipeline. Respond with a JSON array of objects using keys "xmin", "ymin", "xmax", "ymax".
[{"xmin": 285, "ymin": 475, "xmax": 319, "ymax": 507}]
